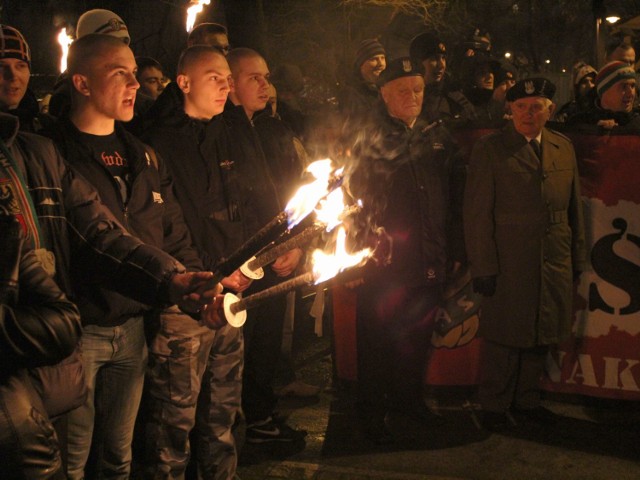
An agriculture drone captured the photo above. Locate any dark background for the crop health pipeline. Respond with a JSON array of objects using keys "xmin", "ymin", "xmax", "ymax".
[{"xmin": 1, "ymin": 0, "xmax": 639, "ymax": 104}]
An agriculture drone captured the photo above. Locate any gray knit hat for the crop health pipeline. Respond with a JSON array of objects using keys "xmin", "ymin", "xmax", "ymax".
[{"xmin": 354, "ymin": 39, "xmax": 385, "ymax": 68}]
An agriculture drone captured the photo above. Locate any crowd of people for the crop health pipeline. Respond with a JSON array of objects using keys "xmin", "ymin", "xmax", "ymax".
[{"xmin": 0, "ymin": 6, "xmax": 638, "ymax": 480}]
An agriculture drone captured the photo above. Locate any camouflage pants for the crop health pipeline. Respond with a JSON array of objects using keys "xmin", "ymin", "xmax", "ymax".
[{"xmin": 144, "ymin": 306, "xmax": 244, "ymax": 480}]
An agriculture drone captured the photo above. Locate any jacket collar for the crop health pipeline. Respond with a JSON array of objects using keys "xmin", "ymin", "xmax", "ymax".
[
  {"xmin": 502, "ymin": 121, "xmax": 564, "ymax": 171},
  {"xmin": 0, "ymin": 112, "xmax": 20, "ymax": 146}
]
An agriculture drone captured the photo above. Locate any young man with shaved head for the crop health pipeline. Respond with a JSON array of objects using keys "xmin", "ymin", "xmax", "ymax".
[
  {"xmin": 141, "ymin": 45, "xmax": 250, "ymax": 480},
  {"xmin": 46, "ymin": 34, "xmax": 218, "ymax": 480},
  {"xmin": 224, "ymin": 47, "xmax": 306, "ymax": 445}
]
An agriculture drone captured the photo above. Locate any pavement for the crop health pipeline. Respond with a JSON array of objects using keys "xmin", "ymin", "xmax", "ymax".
[{"xmin": 236, "ymin": 328, "xmax": 640, "ymax": 480}]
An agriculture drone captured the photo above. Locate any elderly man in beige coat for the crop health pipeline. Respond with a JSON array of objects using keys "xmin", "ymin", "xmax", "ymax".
[{"xmin": 464, "ymin": 78, "xmax": 586, "ymax": 431}]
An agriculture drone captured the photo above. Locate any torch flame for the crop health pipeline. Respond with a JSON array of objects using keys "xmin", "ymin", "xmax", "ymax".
[
  {"xmin": 314, "ymin": 188, "xmax": 346, "ymax": 231},
  {"xmin": 57, "ymin": 28, "xmax": 73, "ymax": 73},
  {"xmin": 285, "ymin": 159, "xmax": 343, "ymax": 228},
  {"xmin": 311, "ymin": 227, "xmax": 371, "ymax": 283},
  {"xmin": 186, "ymin": 0, "xmax": 211, "ymax": 32}
]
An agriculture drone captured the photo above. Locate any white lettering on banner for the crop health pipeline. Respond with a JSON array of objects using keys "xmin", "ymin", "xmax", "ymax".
[
  {"xmin": 566, "ymin": 354, "xmax": 599, "ymax": 388},
  {"xmin": 456, "ymin": 295, "xmax": 474, "ymax": 313},
  {"xmin": 606, "ymin": 357, "xmax": 640, "ymax": 391},
  {"xmin": 549, "ymin": 352, "xmax": 640, "ymax": 391}
]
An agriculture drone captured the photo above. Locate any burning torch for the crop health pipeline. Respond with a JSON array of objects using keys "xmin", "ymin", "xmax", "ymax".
[
  {"xmin": 186, "ymin": 0, "xmax": 211, "ymax": 32},
  {"xmin": 224, "ymin": 226, "xmax": 373, "ymax": 327},
  {"xmin": 197, "ymin": 159, "xmax": 344, "ymax": 294},
  {"xmin": 57, "ymin": 27, "xmax": 73, "ymax": 73}
]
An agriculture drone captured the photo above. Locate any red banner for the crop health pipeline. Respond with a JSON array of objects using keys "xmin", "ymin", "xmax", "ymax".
[
  {"xmin": 542, "ymin": 132, "xmax": 640, "ymax": 400},
  {"xmin": 332, "ymin": 128, "xmax": 640, "ymax": 399}
]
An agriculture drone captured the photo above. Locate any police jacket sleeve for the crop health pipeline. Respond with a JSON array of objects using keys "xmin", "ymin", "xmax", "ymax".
[
  {"xmin": 0, "ymin": 249, "xmax": 81, "ymax": 371},
  {"xmin": 154, "ymin": 148, "xmax": 204, "ymax": 272},
  {"xmin": 54, "ymin": 144, "xmax": 186, "ymax": 306}
]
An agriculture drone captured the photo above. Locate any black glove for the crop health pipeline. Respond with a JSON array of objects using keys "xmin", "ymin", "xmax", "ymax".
[
  {"xmin": 472, "ymin": 275, "xmax": 497, "ymax": 297},
  {"xmin": 573, "ymin": 270, "xmax": 582, "ymax": 282},
  {"xmin": 0, "ymin": 216, "xmax": 25, "ymax": 305}
]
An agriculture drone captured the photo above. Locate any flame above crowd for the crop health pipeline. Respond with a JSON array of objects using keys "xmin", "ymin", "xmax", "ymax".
[{"xmin": 186, "ymin": 0, "xmax": 211, "ymax": 32}]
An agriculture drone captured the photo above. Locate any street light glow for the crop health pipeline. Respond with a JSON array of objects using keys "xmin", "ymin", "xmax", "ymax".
[
  {"xmin": 504, "ymin": 52, "xmax": 512, "ymax": 59},
  {"xmin": 545, "ymin": 59, "xmax": 551, "ymax": 64},
  {"xmin": 606, "ymin": 16, "xmax": 621, "ymax": 24}
]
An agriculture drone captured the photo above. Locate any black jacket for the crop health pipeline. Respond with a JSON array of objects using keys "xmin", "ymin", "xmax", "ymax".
[
  {"xmin": 142, "ymin": 83, "xmax": 255, "ymax": 268},
  {"xmin": 222, "ymin": 101, "xmax": 283, "ymax": 228},
  {"xmin": 1, "ymin": 113, "xmax": 185, "ymax": 307},
  {"xmin": 1, "ymin": 249, "xmax": 80, "ymax": 374},
  {"xmin": 421, "ymin": 79, "xmax": 477, "ymax": 129},
  {"xmin": 0, "ymin": 240, "xmax": 80, "ymax": 478},
  {"xmin": 253, "ymin": 109, "xmax": 303, "ymax": 204},
  {"xmin": 46, "ymin": 116, "xmax": 201, "ymax": 327},
  {"xmin": 565, "ymin": 102, "xmax": 640, "ymax": 133},
  {"xmin": 349, "ymin": 108, "xmax": 464, "ymax": 288}
]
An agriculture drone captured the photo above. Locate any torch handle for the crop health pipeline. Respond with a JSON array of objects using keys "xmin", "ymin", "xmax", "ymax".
[
  {"xmin": 196, "ymin": 211, "xmax": 289, "ymax": 295},
  {"xmin": 229, "ymin": 271, "xmax": 315, "ymax": 314},
  {"xmin": 248, "ymin": 224, "xmax": 324, "ymax": 271}
]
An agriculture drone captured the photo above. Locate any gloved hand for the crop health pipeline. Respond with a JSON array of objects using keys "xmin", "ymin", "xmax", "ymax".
[
  {"xmin": 0, "ymin": 216, "xmax": 25, "ymax": 305},
  {"xmin": 472, "ymin": 275, "xmax": 497, "ymax": 297},
  {"xmin": 573, "ymin": 270, "xmax": 582, "ymax": 282}
]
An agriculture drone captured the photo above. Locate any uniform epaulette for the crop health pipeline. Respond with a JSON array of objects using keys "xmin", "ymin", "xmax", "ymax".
[{"xmin": 546, "ymin": 127, "xmax": 572, "ymax": 144}]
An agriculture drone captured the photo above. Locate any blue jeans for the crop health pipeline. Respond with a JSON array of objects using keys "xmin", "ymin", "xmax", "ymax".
[{"xmin": 67, "ymin": 316, "xmax": 147, "ymax": 480}]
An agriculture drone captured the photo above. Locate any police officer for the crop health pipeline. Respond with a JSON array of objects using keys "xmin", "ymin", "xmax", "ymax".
[{"xmin": 348, "ymin": 57, "xmax": 464, "ymax": 444}]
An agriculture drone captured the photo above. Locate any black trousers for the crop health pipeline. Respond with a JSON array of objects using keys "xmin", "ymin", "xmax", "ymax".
[
  {"xmin": 355, "ymin": 280, "xmax": 440, "ymax": 417},
  {"xmin": 241, "ymin": 271, "xmax": 287, "ymax": 425}
]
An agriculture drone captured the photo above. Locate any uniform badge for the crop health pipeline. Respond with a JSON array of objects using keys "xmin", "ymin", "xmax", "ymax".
[
  {"xmin": 108, "ymin": 18, "xmax": 126, "ymax": 32},
  {"xmin": 152, "ymin": 191, "xmax": 163, "ymax": 204},
  {"xmin": 525, "ymin": 80, "xmax": 535, "ymax": 94},
  {"xmin": 402, "ymin": 59, "xmax": 412, "ymax": 72}
]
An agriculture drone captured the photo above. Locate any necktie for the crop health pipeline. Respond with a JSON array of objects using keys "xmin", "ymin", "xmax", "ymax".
[{"xmin": 529, "ymin": 139, "xmax": 541, "ymax": 159}]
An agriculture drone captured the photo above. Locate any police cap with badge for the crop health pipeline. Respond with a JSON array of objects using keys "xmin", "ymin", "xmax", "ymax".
[
  {"xmin": 377, "ymin": 57, "xmax": 425, "ymax": 87},
  {"xmin": 506, "ymin": 77, "xmax": 556, "ymax": 102}
]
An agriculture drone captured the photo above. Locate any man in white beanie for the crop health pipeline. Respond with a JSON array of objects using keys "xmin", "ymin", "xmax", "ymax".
[{"xmin": 75, "ymin": 8, "xmax": 130, "ymax": 44}]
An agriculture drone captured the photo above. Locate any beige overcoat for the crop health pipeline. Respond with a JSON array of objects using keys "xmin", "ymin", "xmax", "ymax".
[{"xmin": 464, "ymin": 123, "xmax": 586, "ymax": 348}]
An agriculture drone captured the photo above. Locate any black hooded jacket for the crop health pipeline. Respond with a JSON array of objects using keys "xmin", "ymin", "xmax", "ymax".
[{"xmin": 142, "ymin": 83, "xmax": 262, "ymax": 268}]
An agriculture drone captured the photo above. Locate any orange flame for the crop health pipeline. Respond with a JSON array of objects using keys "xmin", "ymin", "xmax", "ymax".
[
  {"xmin": 285, "ymin": 159, "xmax": 343, "ymax": 228},
  {"xmin": 186, "ymin": 0, "xmax": 211, "ymax": 32},
  {"xmin": 311, "ymin": 227, "xmax": 371, "ymax": 283},
  {"xmin": 57, "ymin": 28, "xmax": 73, "ymax": 73}
]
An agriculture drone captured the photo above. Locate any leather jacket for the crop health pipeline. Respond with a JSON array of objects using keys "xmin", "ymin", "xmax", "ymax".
[{"xmin": 1, "ymin": 222, "xmax": 81, "ymax": 479}]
